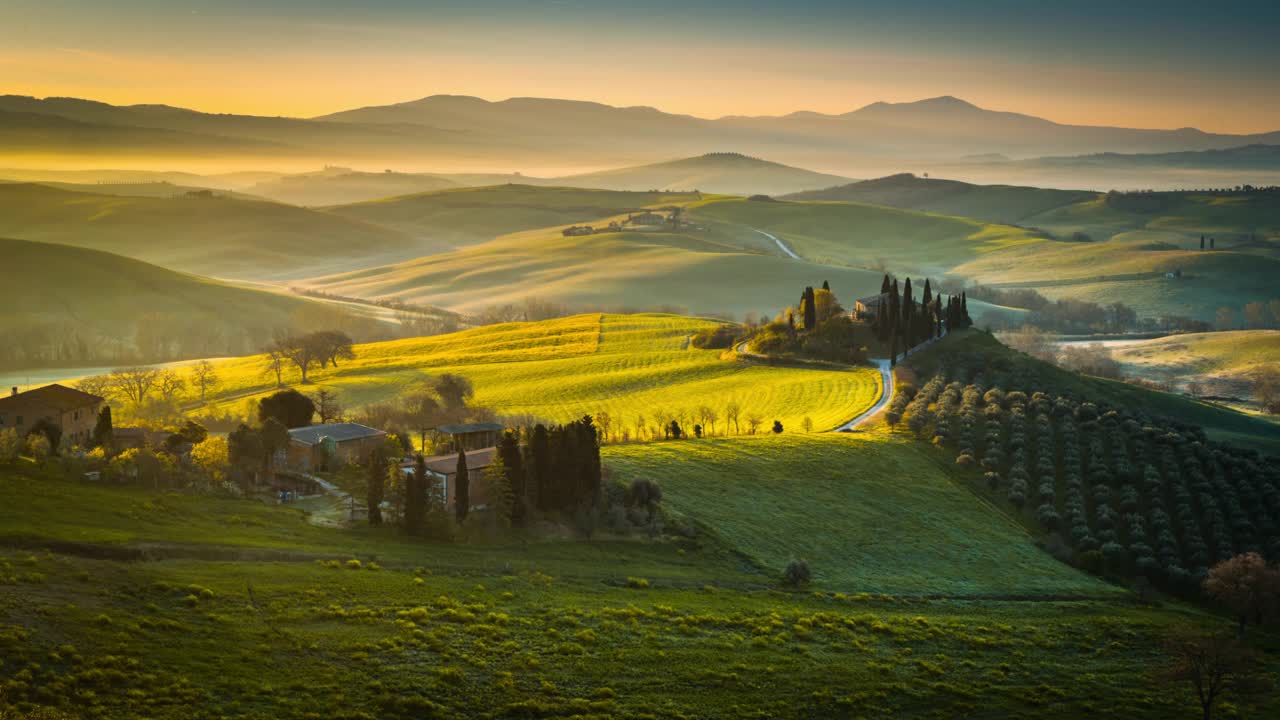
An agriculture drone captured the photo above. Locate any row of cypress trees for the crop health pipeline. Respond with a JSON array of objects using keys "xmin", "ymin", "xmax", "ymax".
[
  {"xmin": 400, "ymin": 416, "xmax": 602, "ymax": 534},
  {"xmin": 871, "ymin": 274, "xmax": 972, "ymax": 362}
]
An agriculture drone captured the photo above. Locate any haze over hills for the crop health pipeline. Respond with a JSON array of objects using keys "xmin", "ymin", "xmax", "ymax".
[
  {"xmin": 784, "ymin": 173, "xmax": 1097, "ymax": 224},
  {"xmin": 0, "ymin": 183, "xmax": 422, "ymax": 281},
  {"xmin": 4, "ymin": 93, "xmax": 1280, "ymax": 182},
  {"xmin": 555, "ymin": 152, "xmax": 854, "ymax": 196}
]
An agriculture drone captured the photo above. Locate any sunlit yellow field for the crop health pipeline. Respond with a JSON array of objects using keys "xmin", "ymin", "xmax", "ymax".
[{"xmin": 200, "ymin": 313, "xmax": 882, "ymax": 434}]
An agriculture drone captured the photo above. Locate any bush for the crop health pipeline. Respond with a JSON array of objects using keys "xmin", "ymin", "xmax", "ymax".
[
  {"xmin": 782, "ymin": 559, "xmax": 812, "ymax": 586},
  {"xmin": 690, "ymin": 324, "xmax": 740, "ymax": 350},
  {"xmin": 0, "ymin": 428, "xmax": 20, "ymax": 464},
  {"xmin": 625, "ymin": 577, "xmax": 650, "ymax": 589}
]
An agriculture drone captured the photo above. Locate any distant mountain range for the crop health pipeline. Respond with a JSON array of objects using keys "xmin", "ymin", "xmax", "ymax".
[{"xmin": 4, "ymin": 93, "xmax": 1279, "ymax": 175}]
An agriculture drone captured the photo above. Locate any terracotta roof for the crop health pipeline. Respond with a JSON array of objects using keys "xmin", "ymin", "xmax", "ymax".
[
  {"xmin": 410, "ymin": 447, "xmax": 497, "ymax": 476},
  {"xmin": 0, "ymin": 383, "xmax": 103, "ymax": 412},
  {"xmin": 436, "ymin": 422, "xmax": 504, "ymax": 435},
  {"xmin": 288, "ymin": 423, "xmax": 386, "ymax": 446}
]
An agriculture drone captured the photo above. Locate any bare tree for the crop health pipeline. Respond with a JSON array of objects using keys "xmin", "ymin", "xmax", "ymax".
[
  {"xmin": 75, "ymin": 374, "xmax": 114, "ymax": 401},
  {"xmin": 156, "ymin": 370, "xmax": 186, "ymax": 402},
  {"xmin": 108, "ymin": 367, "xmax": 162, "ymax": 406},
  {"xmin": 725, "ymin": 401, "xmax": 741, "ymax": 434},
  {"xmin": 595, "ymin": 411, "xmax": 613, "ymax": 443},
  {"xmin": 191, "ymin": 360, "xmax": 219, "ymax": 401},
  {"xmin": 745, "ymin": 412, "xmax": 764, "ymax": 435},
  {"xmin": 1159, "ymin": 629, "xmax": 1265, "ymax": 720},
  {"xmin": 314, "ymin": 388, "xmax": 344, "ymax": 424},
  {"xmin": 263, "ymin": 348, "xmax": 287, "ymax": 387}
]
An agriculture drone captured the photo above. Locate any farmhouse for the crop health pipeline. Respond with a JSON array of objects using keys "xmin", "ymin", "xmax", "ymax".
[
  {"xmin": 0, "ymin": 384, "xmax": 104, "ymax": 447},
  {"xmin": 286, "ymin": 422, "xmax": 387, "ymax": 472},
  {"xmin": 626, "ymin": 211, "xmax": 667, "ymax": 226},
  {"xmin": 853, "ymin": 292, "xmax": 889, "ymax": 320},
  {"xmin": 434, "ymin": 422, "xmax": 504, "ymax": 453},
  {"xmin": 404, "ymin": 447, "xmax": 497, "ymax": 512}
]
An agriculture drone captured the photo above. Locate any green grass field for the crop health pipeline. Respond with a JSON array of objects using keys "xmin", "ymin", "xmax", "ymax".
[
  {"xmin": 607, "ymin": 433, "xmax": 1115, "ymax": 596},
  {"xmin": 200, "ymin": 314, "xmax": 883, "ymax": 434},
  {"xmin": 0, "ymin": 440, "xmax": 1269, "ymax": 719}
]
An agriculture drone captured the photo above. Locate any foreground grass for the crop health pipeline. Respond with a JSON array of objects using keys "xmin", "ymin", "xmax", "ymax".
[
  {"xmin": 1, "ymin": 436, "xmax": 1276, "ymax": 718},
  {"xmin": 202, "ymin": 313, "xmax": 883, "ymax": 434}
]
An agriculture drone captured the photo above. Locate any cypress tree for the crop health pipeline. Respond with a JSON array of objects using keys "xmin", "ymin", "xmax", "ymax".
[
  {"xmin": 499, "ymin": 431, "xmax": 524, "ymax": 522},
  {"xmin": 1210, "ymin": 237, "xmax": 1215, "ymax": 249},
  {"xmin": 890, "ymin": 332, "xmax": 899, "ymax": 367},
  {"xmin": 531, "ymin": 424, "xmax": 550, "ymax": 512},
  {"xmin": 92, "ymin": 405, "xmax": 113, "ymax": 450},
  {"xmin": 888, "ymin": 278, "xmax": 901, "ymax": 340},
  {"xmin": 404, "ymin": 454, "xmax": 426, "ymax": 535},
  {"xmin": 1200, "ymin": 235, "xmax": 1205, "ymax": 250},
  {"xmin": 822, "ymin": 280, "xmax": 830, "ymax": 291},
  {"xmin": 367, "ymin": 450, "xmax": 386, "ymax": 526},
  {"xmin": 961, "ymin": 292, "xmax": 972, "ymax": 327},
  {"xmin": 802, "ymin": 286, "xmax": 817, "ymax": 330},
  {"xmin": 901, "ymin": 277, "xmax": 915, "ymax": 348},
  {"xmin": 454, "ymin": 450, "xmax": 469, "ymax": 523},
  {"xmin": 880, "ymin": 274, "xmax": 891, "ymax": 294}
]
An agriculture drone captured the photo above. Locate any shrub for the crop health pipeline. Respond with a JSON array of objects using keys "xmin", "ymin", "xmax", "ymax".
[
  {"xmin": 625, "ymin": 577, "xmax": 650, "ymax": 589},
  {"xmin": 782, "ymin": 559, "xmax": 812, "ymax": 586},
  {"xmin": 0, "ymin": 428, "xmax": 21, "ymax": 464}
]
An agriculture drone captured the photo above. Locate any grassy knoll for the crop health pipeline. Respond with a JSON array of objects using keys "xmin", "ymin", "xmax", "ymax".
[
  {"xmin": 200, "ymin": 314, "xmax": 883, "ymax": 434},
  {"xmin": 783, "ymin": 173, "xmax": 1097, "ymax": 224},
  {"xmin": 607, "ymin": 433, "xmax": 1115, "ymax": 597},
  {"xmin": 686, "ymin": 196, "xmax": 1047, "ymax": 275},
  {"xmin": 325, "ymin": 184, "xmax": 703, "ymax": 250},
  {"xmin": 1107, "ymin": 329, "xmax": 1280, "ymax": 397},
  {"xmin": 0, "ymin": 183, "xmax": 419, "ymax": 281}
]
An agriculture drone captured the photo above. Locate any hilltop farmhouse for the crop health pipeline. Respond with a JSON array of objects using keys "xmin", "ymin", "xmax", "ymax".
[{"xmin": 0, "ymin": 384, "xmax": 104, "ymax": 447}]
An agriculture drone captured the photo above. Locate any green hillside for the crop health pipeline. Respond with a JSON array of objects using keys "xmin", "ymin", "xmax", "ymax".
[
  {"xmin": 303, "ymin": 223, "xmax": 887, "ymax": 319},
  {"xmin": 0, "ymin": 183, "xmax": 420, "ymax": 281},
  {"xmin": 0, "ymin": 237, "xmax": 338, "ymax": 365},
  {"xmin": 198, "ymin": 313, "xmax": 883, "ymax": 434},
  {"xmin": 1107, "ymin": 330, "xmax": 1280, "ymax": 397},
  {"xmin": 687, "ymin": 195, "xmax": 1047, "ymax": 275},
  {"xmin": 324, "ymin": 184, "xmax": 703, "ymax": 252},
  {"xmin": 783, "ymin": 173, "xmax": 1097, "ymax": 224},
  {"xmin": 608, "ymin": 433, "xmax": 1113, "ymax": 595},
  {"xmin": 558, "ymin": 152, "xmax": 854, "ymax": 196}
]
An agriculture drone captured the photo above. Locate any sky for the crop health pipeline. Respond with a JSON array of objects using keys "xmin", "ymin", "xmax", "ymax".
[{"xmin": 3, "ymin": 0, "xmax": 1279, "ymax": 133}]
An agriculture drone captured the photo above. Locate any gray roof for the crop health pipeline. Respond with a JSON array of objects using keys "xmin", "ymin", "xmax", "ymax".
[
  {"xmin": 288, "ymin": 423, "xmax": 386, "ymax": 446},
  {"xmin": 436, "ymin": 422, "xmax": 504, "ymax": 435}
]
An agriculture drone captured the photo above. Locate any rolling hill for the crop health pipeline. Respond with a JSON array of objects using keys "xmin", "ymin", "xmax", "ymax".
[
  {"xmin": 686, "ymin": 195, "xmax": 1049, "ymax": 276},
  {"xmin": 783, "ymin": 173, "xmax": 1097, "ymax": 223},
  {"xmin": 556, "ymin": 152, "xmax": 854, "ymax": 196},
  {"xmin": 0, "ymin": 237, "xmax": 342, "ymax": 365},
  {"xmin": 301, "ymin": 225, "xmax": 889, "ymax": 320},
  {"xmin": 1105, "ymin": 330, "xmax": 1280, "ymax": 398},
  {"xmin": 0, "ymin": 183, "xmax": 421, "ymax": 281},
  {"xmin": 246, "ymin": 167, "xmax": 465, "ymax": 206},
  {"xmin": 323, "ymin": 184, "xmax": 704, "ymax": 251}
]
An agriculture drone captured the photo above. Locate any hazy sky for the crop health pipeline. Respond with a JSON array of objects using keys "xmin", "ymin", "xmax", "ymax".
[{"xmin": 3, "ymin": 0, "xmax": 1278, "ymax": 133}]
